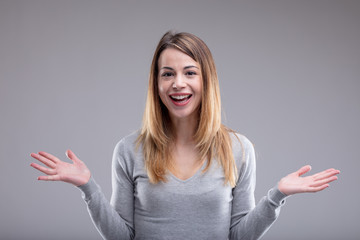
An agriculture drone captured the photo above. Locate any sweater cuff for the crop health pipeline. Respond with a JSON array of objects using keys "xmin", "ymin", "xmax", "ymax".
[
  {"xmin": 267, "ymin": 187, "xmax": 288, "ymax": 207},
  {"xmin": 76, "ymin": 176, "xmax": 101, "ymax": 201}
]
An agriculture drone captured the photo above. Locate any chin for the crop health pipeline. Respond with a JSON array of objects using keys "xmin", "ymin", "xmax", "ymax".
[{"xmin": 169, "ymin": 109, "xmax": 198, "ymax": 121}]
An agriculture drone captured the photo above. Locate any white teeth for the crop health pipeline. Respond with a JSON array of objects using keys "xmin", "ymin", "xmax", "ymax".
[{"xmin": 171, "ymin": 95, "xmax": 190, "ymax": 100}]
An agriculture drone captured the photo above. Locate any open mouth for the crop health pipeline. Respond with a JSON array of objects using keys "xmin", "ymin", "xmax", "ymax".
[{"xmin": 169, "ymin": 94, "xmax": 192, "ymax": 106}]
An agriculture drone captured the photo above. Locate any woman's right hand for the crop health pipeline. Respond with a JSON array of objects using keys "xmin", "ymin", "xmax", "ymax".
[{"xmin": 30, "ymin": 149, "xmax": 91, "ymax": 186}]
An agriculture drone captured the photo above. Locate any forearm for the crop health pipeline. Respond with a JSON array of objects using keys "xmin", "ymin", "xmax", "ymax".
[
  {"xmin": 78, "ymin": 177, "xmax": 134, "ymax": 240},
  {"xmin": 229, "ymin": 187, "xmax": 287, "ymax": 240}
]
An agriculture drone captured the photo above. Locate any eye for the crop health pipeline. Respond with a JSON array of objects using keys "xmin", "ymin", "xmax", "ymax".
[
  {"xmin": 161, "ymin": 72, "xmax": 174, "ymax": 77},
  {"xmin": 186, "ymin": 71, "xmax": 197, "ymax": 76}
]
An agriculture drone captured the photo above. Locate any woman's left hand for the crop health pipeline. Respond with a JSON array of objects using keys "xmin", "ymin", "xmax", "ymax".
[{"xmin": 278, "ymin": 165, "xmax": 340, "ymax": 196}]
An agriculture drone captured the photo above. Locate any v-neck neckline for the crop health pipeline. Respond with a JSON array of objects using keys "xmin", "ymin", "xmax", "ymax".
[{"xmin": 168, "ymin": 160, "xmax": 207, "ymax": 183}]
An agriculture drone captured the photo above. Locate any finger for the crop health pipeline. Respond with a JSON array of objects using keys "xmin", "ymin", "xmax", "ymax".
[
  {"xmin": 313, "ymin": 169, "xmax": 340, "ymax": 181},
  {"xmin": 312, "ymin": 168, "xmax": 334, "ymax": 178},
  {"xmin": 66, "ymin": 149, "xmax": 80, "ymax": 163},
  {"xmin": 297, "ymin": 165, "xmax": 312, "ymax": 177},
  {"xmin": 307, "ymin": 184, "xmax": 329, "ymax": 193},
  {"xmin": 313, "ymin": 168, "xmax": 340, "ymax": 180},
  {"xmin": 30, "ymin": 163, "xmax": 56, "ymax": 175},
  {"xmin": 30, "ymin": 153, "xmax": 56, "ymax": 168},
  {"xmin": 310, "ymin": 176, "xmax": 338, "ymax": 187},
  {"xmin": 38, "ymin": 175, "xmax": 61, "ymax": 182},
  {"xmin": 38, "ymin": 151, "xmax": 60, "ymax": 163}
]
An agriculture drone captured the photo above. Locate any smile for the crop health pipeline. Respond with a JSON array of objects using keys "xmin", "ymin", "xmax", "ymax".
[{"xmin": 169, "ymin": 94, "xmax": 192, "ymax": 106}]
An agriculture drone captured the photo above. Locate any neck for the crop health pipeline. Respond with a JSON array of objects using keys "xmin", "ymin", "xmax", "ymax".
[{"xmin": 171, "ymin": 115, "xmax": 198, "ymax": 146}]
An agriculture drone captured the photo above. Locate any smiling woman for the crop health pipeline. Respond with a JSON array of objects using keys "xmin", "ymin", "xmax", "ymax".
[
  {"xmin": 157, "ymin": 48, "xmax": 202, "ymax": 121},
  {"xmin": 30, "ymin": 31, "xmax": 340, "ymax": 240}
]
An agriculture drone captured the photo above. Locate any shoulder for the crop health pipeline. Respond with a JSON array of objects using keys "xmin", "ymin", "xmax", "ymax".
[
  {"xmin": 112, "ymin": 130, "xmax": 143, "ymax": 173},
  {"xmin": 228, "ymin": 132, "xmax": 256, "ymax": 183},
  {"xmin": 229, "ymin": 132, "xmax": 255, "ymax": 160},
  {"xmin": 113, "ymin": 130, "xmax": 141, "ymax": 155},
  {"xmin": 230, "ymin": 132, "xmax": 254, "ymax": 148}
]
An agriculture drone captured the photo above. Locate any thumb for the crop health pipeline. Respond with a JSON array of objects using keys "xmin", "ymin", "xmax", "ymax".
[
  {"xmin": 296, "ymin": 165, "xmax": 312, "ymax": 176},
  {"xmin": 66, "ymin": 149, "xmax": 80, "ymax": 163}
]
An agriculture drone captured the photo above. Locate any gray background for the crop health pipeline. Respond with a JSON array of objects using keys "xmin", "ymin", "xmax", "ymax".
[{"xmin": 1, "ymin": 0, "xmax": 359, "ymax": 239}]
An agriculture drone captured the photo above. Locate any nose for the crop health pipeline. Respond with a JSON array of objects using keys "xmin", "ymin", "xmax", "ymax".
[{"xmin": 173, "ymin": 74, "xmax": 186, "ymax": 89}]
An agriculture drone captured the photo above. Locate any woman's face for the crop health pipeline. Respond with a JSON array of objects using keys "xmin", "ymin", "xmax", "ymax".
[{"xmin": 158, "ymin": 48, "xmax": 202, "ymax": 122}]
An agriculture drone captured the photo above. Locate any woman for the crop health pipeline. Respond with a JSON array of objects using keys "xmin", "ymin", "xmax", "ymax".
[{"xmin": 30, "ymin": 31, "xmax": 340, "ymax": 240}]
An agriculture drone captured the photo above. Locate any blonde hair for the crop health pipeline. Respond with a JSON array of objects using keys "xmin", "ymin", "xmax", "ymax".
[{"xmin": 137, "ymin": 31, "xmax": 239, "ymax": 187}]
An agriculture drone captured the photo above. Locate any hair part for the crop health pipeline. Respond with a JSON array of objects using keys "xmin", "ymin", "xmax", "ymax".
[{"xmin": 137, "ymin": 31, "xmax": 241, "ymax": 187}]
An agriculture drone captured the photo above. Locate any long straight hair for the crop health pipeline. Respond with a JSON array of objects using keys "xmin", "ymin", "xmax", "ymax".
[{"xmin": 137, "ymin": 31, "xmax": 240, "ymax": 187}]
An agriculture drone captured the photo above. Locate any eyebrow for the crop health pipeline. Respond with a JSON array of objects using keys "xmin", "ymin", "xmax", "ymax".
[{"xmin": 160, "ymin": 65, "xmax": 199, "ymax": 71}]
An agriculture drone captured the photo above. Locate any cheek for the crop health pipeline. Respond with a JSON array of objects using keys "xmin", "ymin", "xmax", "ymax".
[
  {"xmin": 196, "ymin": 78, "xmax": 203, "ymax": 105},
  {"xmin": 196, "ymin": 78, "xmax": 203, "ymax": 95},
  {"xmin": 158, "ymin": 85, "xmax": 165, "ymax": 100},
  {"xmin": 158, "ymin": 82, "xmax": 167, "ymax": 103},
  {"xmin": 158, "ymin": 85, "xmax": 164, "ymax": 94}
]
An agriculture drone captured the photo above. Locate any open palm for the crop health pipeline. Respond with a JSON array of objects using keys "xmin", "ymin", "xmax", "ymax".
[
  {"xmin": 278, "ymin": 165, "xmax": 340, "ymax": 196},
  {"xmin": 30, "ymin": 150, "xmax": 91, "ymax": 186}
]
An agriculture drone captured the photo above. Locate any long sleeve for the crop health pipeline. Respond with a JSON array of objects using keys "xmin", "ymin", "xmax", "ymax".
[
  {"xmin": 229, "ymin": 135, "xmax": 288, "ymax": 240},
  {"xmin": 77, "ymin": 139, "xmax": 135, "ymax": 240}
]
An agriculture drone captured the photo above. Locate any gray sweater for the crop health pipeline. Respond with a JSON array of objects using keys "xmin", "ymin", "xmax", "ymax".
[{"xmin": 78, "ymin": 132, "xmax": 287, "ymax": 240}]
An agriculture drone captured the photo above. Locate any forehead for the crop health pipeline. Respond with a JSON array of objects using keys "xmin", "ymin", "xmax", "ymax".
[{"xmin": 158, "ymin": 48, "xmax": 199, "ymax": 68}]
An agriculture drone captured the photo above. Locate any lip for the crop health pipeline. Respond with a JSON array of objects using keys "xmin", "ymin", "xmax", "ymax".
[
  {"xmin": 169, "ymin": 93, "xmax": 192, "ymax": 96},
  {"xmin": 169, "ymin": 93, "xmax": 192, "ymax": 106}
]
